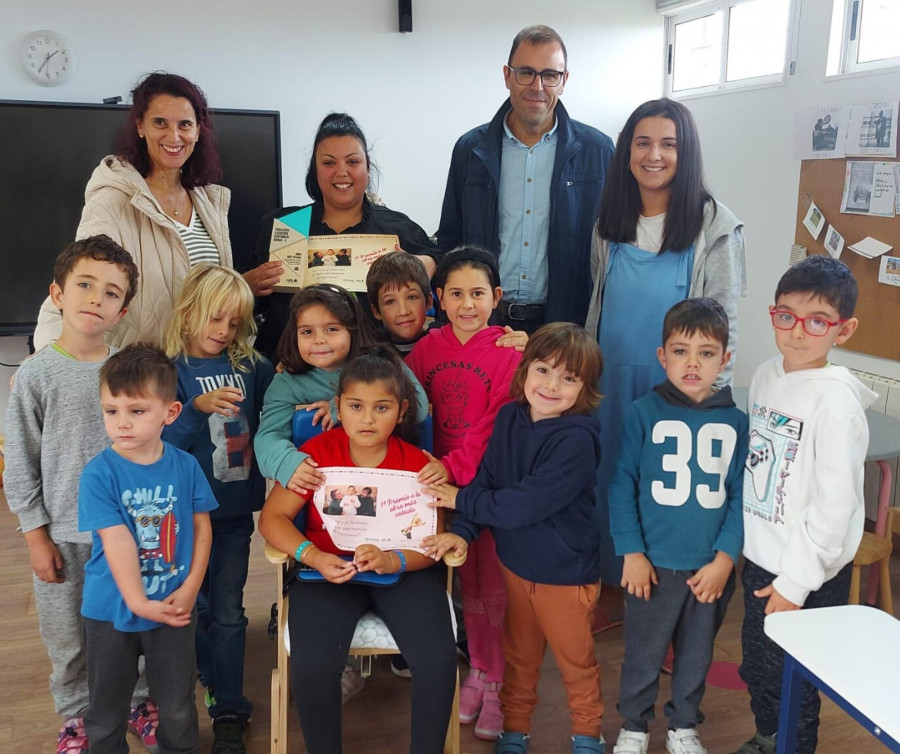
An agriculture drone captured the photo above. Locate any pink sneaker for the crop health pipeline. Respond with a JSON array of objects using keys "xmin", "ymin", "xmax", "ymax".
[
  {"xmin": 474, "ymin": 682, "xmax": 503, "ymax": 741},
  {"xmin": 58, "ymin": 718, "xmax": 89, "ymax": 754},
  {"xmin": 458, "ymin": 668, "xmax": 487, "ymax": 723},
  {"xmin": 128, "ymin": 699, "xmax": 160, "ymax": 754}
]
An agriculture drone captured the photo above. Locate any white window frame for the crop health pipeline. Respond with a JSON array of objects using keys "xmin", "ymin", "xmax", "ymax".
[
  {"xmin": 829, "ymin": 0, "xmax": 900, "ymax": 77},
  {"xmin": 664, "ymin": 0, "xmax": 798, "ymax": 98}
]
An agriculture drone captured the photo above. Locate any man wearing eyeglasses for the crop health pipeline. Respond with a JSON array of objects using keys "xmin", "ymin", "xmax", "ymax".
[{"xmin": 437, "ymin": 25, "xmax": 614, "ymax": 333}]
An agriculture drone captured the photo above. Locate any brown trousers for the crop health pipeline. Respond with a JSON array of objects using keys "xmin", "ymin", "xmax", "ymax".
[{"xmin": 499, "ymin": 563, "xmax": 604, "ymax": 737}]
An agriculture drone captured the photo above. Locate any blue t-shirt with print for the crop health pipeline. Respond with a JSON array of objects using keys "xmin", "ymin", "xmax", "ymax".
[{"xmin": 79, "ymin": 443, "xmax": 218, "ymax": 632}]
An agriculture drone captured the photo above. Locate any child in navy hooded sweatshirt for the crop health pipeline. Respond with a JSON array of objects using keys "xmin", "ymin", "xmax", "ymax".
[{"xmin": 424, "ymin": 322, "xmax": 605, "ymax": 754}]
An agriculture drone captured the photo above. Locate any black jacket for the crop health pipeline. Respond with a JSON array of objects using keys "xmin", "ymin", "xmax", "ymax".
[{"xmin": 436, "ymin": 100, "xmax": 614, "ymax": 325}]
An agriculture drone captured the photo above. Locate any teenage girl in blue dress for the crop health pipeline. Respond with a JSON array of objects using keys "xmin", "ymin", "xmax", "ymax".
[{"xmin": 584, "ymin": 98, "xmax": 747, "ymax": 605}]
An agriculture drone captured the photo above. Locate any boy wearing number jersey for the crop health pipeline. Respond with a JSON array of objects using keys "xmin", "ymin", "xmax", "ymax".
[{"xmin": 608, "ymin": 298, "xmax": 748, "ymax": 754}]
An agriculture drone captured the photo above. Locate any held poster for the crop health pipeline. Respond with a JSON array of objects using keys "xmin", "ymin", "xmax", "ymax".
[{"xmin": 313, "ymin": 467, "xmax": 437, "ymax": 553}]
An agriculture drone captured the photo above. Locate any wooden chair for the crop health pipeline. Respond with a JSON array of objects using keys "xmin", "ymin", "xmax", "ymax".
[
  {"xmin": 267, "ymin": 409, "xmax": 461, "ymax": 754},
  {"xmin": 266, "ymin": 544, "xmax": 463, "ymax": 754},
  {"xmin": 849, "ymin": 506, "xmax": 898, "ymax": 613}
]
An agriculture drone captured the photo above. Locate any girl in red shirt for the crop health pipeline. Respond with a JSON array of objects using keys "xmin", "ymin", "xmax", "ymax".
[{"xmin": 259, "ymin": 347, "xmax": 457, "ymax": 754}]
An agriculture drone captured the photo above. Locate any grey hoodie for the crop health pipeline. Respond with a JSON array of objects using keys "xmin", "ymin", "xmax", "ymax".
[{"xmin": 584, "ymin": 200, "xmax": 746, "ymax": 386}]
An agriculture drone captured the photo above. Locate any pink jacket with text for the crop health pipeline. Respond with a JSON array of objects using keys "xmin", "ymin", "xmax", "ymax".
[{"xmin": 406, "ymin": 325, "xmax": 522, "ymax": 485}]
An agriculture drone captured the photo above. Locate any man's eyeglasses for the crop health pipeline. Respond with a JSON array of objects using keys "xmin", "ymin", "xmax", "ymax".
[
  {"xmin": 769, "ymin": 308, "xmax": 846, "ymax": 337},
  {"xmin": 507, "ymin": 66, "xmax": 566, "ymax": 87}
]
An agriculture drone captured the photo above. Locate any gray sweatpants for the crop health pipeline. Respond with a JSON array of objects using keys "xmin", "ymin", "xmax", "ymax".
[
  {"xmin": 618, "ymin": 567, "xmax": 735, "ymax": 732},
  {"xmin": 33, "ymin": 540, "xmax": 148, "ymax": 719}
]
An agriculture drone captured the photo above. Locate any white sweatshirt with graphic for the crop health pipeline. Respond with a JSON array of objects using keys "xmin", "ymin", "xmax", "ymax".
[{"xmin": 743, "ymin": 357, "xmax": 877, "ymax": 606}]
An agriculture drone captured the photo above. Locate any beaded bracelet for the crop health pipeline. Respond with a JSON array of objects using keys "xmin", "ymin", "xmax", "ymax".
[
  {"xmin": 295, "ymin": 541, "xmax": 314, "ymax": 563},
  {"xmin": 393, "ymin": 550, "xmax": 407, "ymax": 574}
]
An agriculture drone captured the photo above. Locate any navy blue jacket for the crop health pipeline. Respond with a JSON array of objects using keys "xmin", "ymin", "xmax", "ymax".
[
  {"xmin": 451, "ymin": 402, "xmax": 601, "ymax": 585},
  {"xmin": 436, "ymin": 100, "xmax": 614, "ymax": 325}
]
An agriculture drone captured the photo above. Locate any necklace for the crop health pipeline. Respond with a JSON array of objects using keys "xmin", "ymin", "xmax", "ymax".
[{"xmin": 150, "ymin": 175, "xmax": 188, "ymax": 218}]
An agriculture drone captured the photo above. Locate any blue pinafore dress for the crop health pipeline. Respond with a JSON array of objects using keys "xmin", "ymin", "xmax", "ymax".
[{"xmin": 595, "ymin": 240, "xmax": 695, "ymax": 583}]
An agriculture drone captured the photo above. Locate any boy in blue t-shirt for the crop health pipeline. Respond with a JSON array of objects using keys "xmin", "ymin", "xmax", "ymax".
[
  {"xmin": 608, "ymin": 298, "xmax": 748, "ymax": 754},
  {"xmin": 79, "ymin": 344, "xmax": 217, "ymax": 753}
]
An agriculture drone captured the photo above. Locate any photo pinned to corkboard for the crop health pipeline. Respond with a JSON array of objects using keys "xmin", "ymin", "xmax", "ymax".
[{"xmin": 795, "ymin": 159, "xmax": 900, "ymax": 361}]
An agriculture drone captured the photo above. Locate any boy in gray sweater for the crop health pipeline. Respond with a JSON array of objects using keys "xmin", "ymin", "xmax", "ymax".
[{"xmin": 4, "ymin": 236, "xmax": 138, "ymax": 754}]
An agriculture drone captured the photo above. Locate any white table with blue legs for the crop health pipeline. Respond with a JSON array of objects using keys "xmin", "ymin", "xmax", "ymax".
[{"xmin": 764, "ymin": 605, "xmax": 900, "ymax": 752}]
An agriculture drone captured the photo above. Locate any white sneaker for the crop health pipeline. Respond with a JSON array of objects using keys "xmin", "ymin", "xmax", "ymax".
[
  {"xmin": 613, "ymin": 729, "xmax": 649, "ymax": 754},
  {"xmin": 666, "ymin": 728, "xmax": 707, "ymax": 754}
]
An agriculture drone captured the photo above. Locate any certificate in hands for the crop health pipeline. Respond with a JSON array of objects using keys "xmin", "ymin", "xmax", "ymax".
[{"xmin": 314, "ymin": 467, "xmax": 437, "ymax": 553}]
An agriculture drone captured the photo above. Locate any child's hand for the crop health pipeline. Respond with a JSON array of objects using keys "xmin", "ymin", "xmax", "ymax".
[
  {"xmin": 23, "ymin": 527, "xmax": 64, "ymax": 583},
  {"xmin": 164, "ymin": 583, "xmax": 199, "ymax": 617},
  {"xmin": 423, "ymin": 482, "xmax": 459, "ymax": 510},
  {"xmin": 495, "ymin": 326, "xmax": 529, "ymax": 352},
  {"xmin": 194, "ymin": 386, "xmax": 243, "ymax": 417},
  {"xmin": 621, "ymin": 552, "xmax": 657, "ymax": 601},
  {"xmin": 417, "ymin": 451, "xmax": 449, "ymax": 485},
  {"xmin": 687, "ymin": 552, "xmax": 734, "ymax": 603},
  {"xmin": 286, "ymin": 457, "xmax": 325, "ymax": 495},
  {"xmin": 422, "ymin": 532, "xmax": 468, "ymax": 561},
  {"xmin": 133, "ymin": 598, "xmax": 192, "ymax": 628},
  {"xmin": 306, "ymin": 400, "xmax": 335, "ymax": 431},
  {"xmin": 354, "ymin": 544, "xmax": 397, "ymax": 574},
  {"xmin": 754, "ymin": 583, "xmax": 801, "ymax": 614},
  {"xmin": 307, "ymin": 550, "xmax": 358, "ymax": 584}
]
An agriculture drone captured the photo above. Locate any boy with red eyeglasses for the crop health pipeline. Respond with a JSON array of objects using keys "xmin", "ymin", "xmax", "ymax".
[{"xmin": 732, "ymin": 255, "xmax": 876, "ymax": 754}]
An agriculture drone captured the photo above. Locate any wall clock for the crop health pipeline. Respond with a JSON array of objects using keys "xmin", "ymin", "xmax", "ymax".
[{"xmin": 21, "ymin": 30, "xmax": 77, "ymax": 86}]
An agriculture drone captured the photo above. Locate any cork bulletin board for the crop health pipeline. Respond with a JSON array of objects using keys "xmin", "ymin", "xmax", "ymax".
[{"xmin": 794, "ymin": 157, "xmax": 900, "ymax": 361}]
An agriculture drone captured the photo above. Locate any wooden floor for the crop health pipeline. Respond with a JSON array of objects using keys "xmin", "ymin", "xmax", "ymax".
[{"xmin": 1, "ymin": 490, "xmax": 894, "ymax": 754}]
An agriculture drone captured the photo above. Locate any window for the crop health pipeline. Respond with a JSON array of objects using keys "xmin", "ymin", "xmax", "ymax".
[
  {"xmin": 827, "ymin": 0, "xmax": 900, "ymax": 76},
  {"xmin": 665, "ymin": 0, "xmax": 795, "ymax": 96}
]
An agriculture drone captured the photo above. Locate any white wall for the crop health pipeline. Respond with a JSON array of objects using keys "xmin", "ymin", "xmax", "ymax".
[
  {"xmin": 0, "ymin": 0, "xmax": 664, "ymax": 433},
  {"xmin": 686, "ymin": 4, "xmax": 900, "ymax": 385}
]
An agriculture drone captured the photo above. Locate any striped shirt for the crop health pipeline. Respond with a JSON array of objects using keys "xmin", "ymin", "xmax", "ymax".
[{"xmin": 175, "ymin": 208, "xmax": 220, "ymax": 267}]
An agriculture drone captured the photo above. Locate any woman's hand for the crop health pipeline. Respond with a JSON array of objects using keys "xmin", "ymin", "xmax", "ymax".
[
  {"xmin": 286, "ymin": 457, "xmax": 325, "ymax": 495},
  {"xmin": 394, "ymin": 243, "xmax": 436, "ymax": 279},
  {"xmin": 422, "ymin": 532, "xmax": 467, "ymax": 561},
  {"xmin": 307, "ymin": 549, "xmax": 358, "ymax": 584},
  {"xmin": 243, "ymin": 260, "xmax": 284, "ymax": 297},
  {"xmin": 353, "ymin": 544, "xmax": 397, "ymax": 574},
  {"xmin": 417, "ymin": 451, "xmax": 449, "ymax": 485},
  {"xmin": 194, "ymin": 386, "xmax": 243, "ymax": 417},
  {"xmin": 306, "ymin": 400, "xmax": 335, "ymax": 431},
  {"xmin": 423, "ymin": 482, "xmax": 459, "ymax": 510}
]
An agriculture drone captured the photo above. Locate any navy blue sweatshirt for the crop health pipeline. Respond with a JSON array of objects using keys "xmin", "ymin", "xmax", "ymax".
[
  {"xmin": 163, "ymin": 353, "xmax": 275, "ymax": 518},
  {"xmin": 451, "ymin": 402, "xmax": 601, "ymax": 585}
]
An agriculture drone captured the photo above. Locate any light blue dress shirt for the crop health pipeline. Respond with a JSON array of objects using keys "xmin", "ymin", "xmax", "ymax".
[{"xmin": 498, "ymin": 115, "xmax": 558, "ymax": 304}]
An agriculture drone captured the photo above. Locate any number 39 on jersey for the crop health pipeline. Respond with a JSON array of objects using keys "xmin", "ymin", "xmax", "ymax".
[{"xmin": 650, "ymin": 420, "xmax": 737, "ymax": 509}]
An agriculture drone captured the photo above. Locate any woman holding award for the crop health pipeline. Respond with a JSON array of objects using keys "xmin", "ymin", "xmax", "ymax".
[
  {"xmin": 33, "ymin": 71, "xmax": 282, "ymax": 349},
  {"xmin": 249, "ymin": 112, "xmax": 441, "ymax": 358}
]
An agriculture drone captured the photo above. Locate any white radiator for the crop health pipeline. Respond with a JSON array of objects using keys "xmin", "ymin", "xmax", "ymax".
[{"xmin": 852, "ymin": 369, "xmax": 900, "ymax": 521}]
